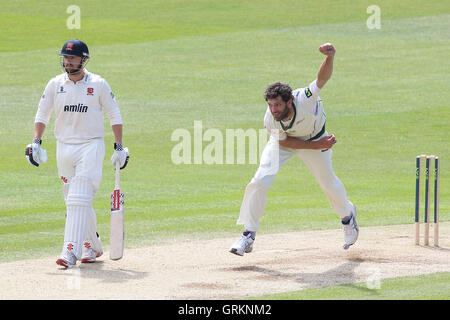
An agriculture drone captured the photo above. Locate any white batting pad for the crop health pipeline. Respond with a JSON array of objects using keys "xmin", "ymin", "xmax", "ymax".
[
  {"xmin": 84, "ymin": 208, "xmax": 102, "ymax": 253},
  {"xmin": 63, "ymin": 206, "xmax": 90, "ymax": 259},
  {"xmin": 66, "ymin": 176, "xmax": 94, "ymax": 207},
  {"xmin": 62, "ymin": 176, "xmax": 94, "ymax": 260}
]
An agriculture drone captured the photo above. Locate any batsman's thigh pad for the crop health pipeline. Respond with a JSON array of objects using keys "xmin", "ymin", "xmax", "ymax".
[
  {"xmin": 57, "ymin": 141, "xmax": 76, "ymax": 180},
  {"xmin": 75, "ymin": 138, "xmax": 105, "ymax": 191},
  {"xmin": 58, "ymin": 139, "xmax": 105, "ymax": 192},
  {"xmin": 66, "ymin": 176, "xmax": 95, "ymax": 207}
]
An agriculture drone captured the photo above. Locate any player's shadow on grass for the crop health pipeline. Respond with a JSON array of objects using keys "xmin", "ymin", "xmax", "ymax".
[{"xmin": 232, "ymin": 257, "xmax": 379, "ymax": 294}]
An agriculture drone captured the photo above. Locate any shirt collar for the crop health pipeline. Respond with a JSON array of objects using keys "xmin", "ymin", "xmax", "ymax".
[{"xmin": 62, "ymin": 69, "xmax": 90, "ymax": 83}]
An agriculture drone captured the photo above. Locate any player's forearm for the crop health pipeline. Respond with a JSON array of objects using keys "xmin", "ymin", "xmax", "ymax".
[
  {"xmin": 316, "ymin": 55, "xmax": 334, "ymax": 89},
  {"xmin": 34, "ymin": 122, "xmax": 46, "ymax": 139},
  {"xmin": 279, "ymin": 136, "xmax": 320, "ymax": 150},
  {"xmin": 112, "ymin": 124, "xmax": 123, "ymax": 143},
  {"xmin": 279, "ymin": 134, "xmax": 336, "ymax": 150}
]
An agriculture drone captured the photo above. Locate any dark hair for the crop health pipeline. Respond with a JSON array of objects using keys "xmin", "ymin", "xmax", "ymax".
[{"xmin": 264, "ymin": 82, "xmax": 293, "ymax": 102}]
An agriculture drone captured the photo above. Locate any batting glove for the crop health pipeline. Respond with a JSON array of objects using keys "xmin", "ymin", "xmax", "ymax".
[
  {"xmin": 111, "ymin": 143, "xmax": 130, "ymax": 170},
  {"xmin": 25, "ymin": 138, "xmax": 48, "ymax": 167}
]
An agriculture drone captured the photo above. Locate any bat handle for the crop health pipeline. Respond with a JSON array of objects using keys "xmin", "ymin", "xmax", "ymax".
[{"xmin": 115, "ymin": 161, "xmax": 121, "ymax": 189}]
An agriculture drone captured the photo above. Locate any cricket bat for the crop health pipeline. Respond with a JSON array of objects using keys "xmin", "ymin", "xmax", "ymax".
[{"xmin": 110, "ymin": 161, "xmax": 124, "ymax": 260}]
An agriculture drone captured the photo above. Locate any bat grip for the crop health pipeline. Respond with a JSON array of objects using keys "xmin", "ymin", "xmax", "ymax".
[{"xmin": 115, "ymin": 161, "xmax": 121, "ymax": 189}]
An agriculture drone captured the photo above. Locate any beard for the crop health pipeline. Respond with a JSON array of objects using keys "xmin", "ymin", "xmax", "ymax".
[
  {"xmin": 65, "ymin": 63, "xmax": 82, "ymax": 75},
  {"xmin": 60, "ymin": 56, "xmax": 86, "ymax": 75},
  {"xmin": 272, "ymin": 105, "xmax": 290, "ymax": 121}
]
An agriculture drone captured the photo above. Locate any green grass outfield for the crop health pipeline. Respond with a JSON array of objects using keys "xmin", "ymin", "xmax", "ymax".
[
  {"xmin": 251, "ymin": 272, "xmax": 450, "ymax": 300},
  {"xmin": 0, "ymin": 0, "xmax": 449, "ymax": 299}
]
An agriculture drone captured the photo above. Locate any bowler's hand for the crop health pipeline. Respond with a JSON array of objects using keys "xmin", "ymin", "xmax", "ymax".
[
  {"xmin": 315, "ymin": 134, "xmax": 337, "ymax": 150},
  {"xmin": 319, "ymin": 43, "xmax": 336, "ymax": 56}
]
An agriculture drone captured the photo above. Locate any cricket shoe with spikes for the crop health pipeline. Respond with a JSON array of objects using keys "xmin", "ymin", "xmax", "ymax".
[
  {"xmin": 81, "ymin": 241, "xmax": 103, "ymax": 263},
  {"xmin": 56, "ymin": 251, "xmax": 77, "ymax": 269},
  {"xmin": 342, "ymin": 204, "xmax": 359, "ymax": 250},
  {"xmin": 230, "ymin": 231, "xmax": 254, "ymax": 256}
]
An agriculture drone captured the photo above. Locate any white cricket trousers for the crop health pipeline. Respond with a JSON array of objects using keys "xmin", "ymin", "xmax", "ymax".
[
  {"xmin": 237, "ymin": 134, "xmax": 353, "ymax": 232},
  {"xmin": 57, "ymin": 138, "xmax": 105, "ymax": 259}
]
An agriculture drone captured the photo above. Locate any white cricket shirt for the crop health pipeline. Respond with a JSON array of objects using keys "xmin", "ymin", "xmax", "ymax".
[
  {"xmin": 264, "ymin": 80, "xmax": 326, "ymax": 141},
  {"xmin": 35, "ymin": 70, "xmax": 123, "ymax": 144}
]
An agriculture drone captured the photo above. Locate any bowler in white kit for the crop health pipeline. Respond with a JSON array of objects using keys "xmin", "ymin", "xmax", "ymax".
[
  {"xmin": 25, "ymin": 39, "xmax": 130, "ymax": 268},
  {"xmin": 230, "ymin": 43, "xmax": 359, "ymax": 256}
]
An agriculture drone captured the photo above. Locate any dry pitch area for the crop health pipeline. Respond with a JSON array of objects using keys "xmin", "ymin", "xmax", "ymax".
[{"xmin": 0, "ymin": 223, "xmax": 449, "ymax": 299}]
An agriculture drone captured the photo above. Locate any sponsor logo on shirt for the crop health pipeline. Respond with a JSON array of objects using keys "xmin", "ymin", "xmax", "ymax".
[
  {"xmin": 64, "ymin": 103, "xmax": 88, "ymax": 113},
  {"xmin": 305, "ymin": 87, "xmax": 312, "ymax": 98},
  {"xmin": 57, "ymin": 86, "xmax": 66, "ymax": 94}
]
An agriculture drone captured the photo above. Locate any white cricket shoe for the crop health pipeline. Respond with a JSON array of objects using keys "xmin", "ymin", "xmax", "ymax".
[
  {"xmin": 81, "ymin": 241, "xmax": 103, "ymax": 263},
  {"xmin": 342, "ymin": 205, "xmax": 359, "ymax": 250},
  {"xmin": 230, "ymin": 233, "xmax": 254, "ymax": 256},
  {"xmin": 56, "ymin": 251, "xmax": 77, "ymax": 269}
]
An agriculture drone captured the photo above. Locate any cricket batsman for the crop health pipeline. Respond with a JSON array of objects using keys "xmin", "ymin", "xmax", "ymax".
[
  {"xmin": 230, "ymin": 43, "xmax": 359, "ymax": 256},
  {"xmin": 25, "ymin": 39, "xmax": 130, "ymax": 268}
]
